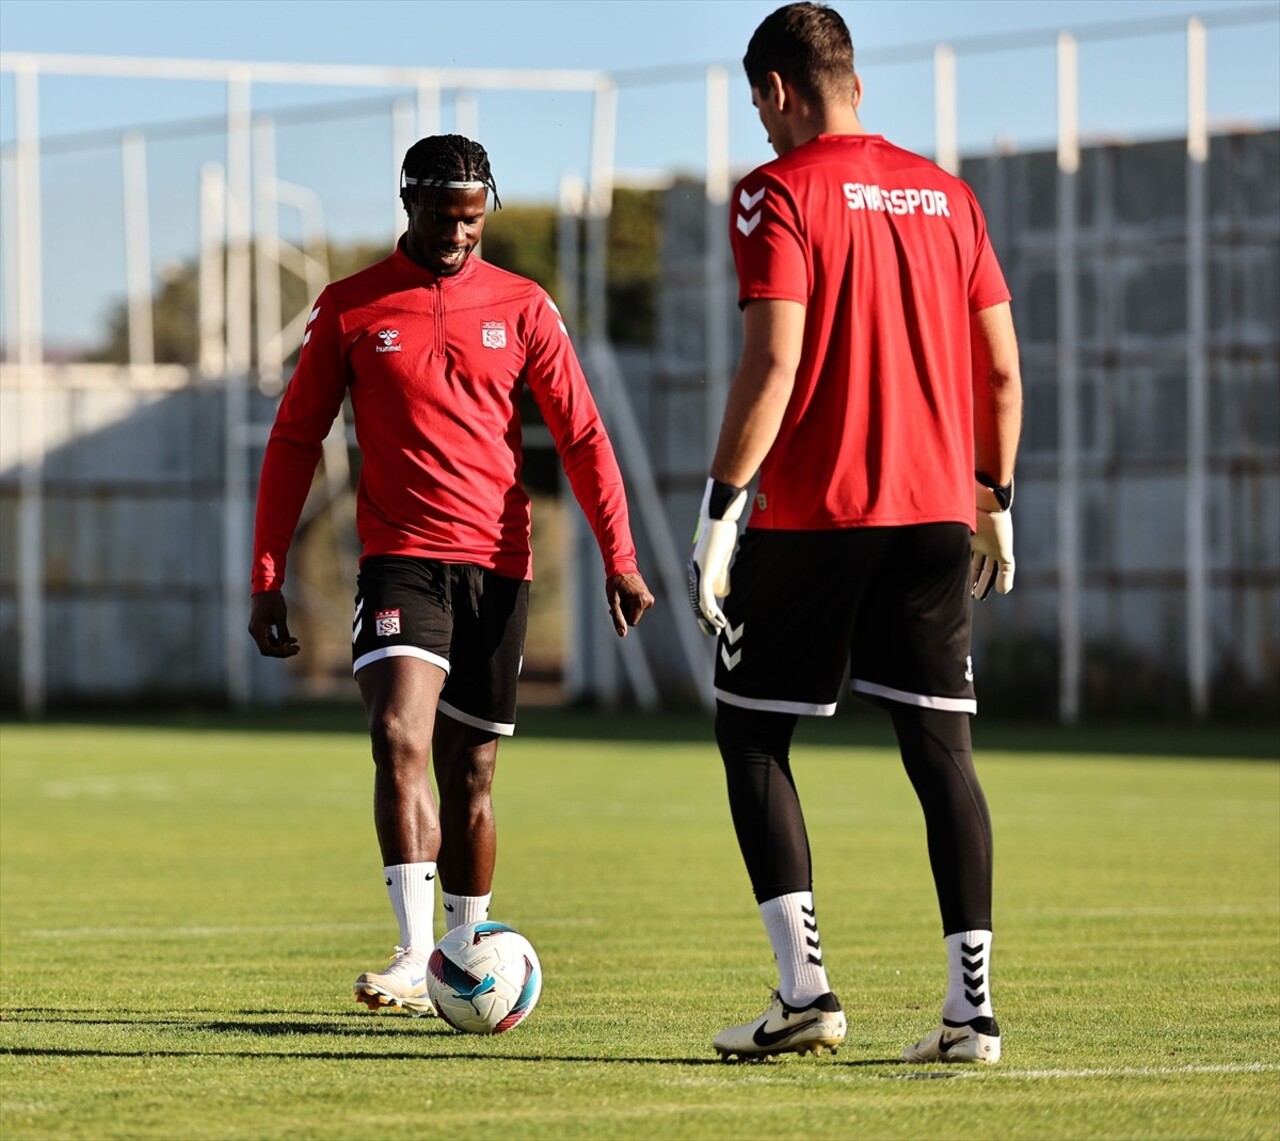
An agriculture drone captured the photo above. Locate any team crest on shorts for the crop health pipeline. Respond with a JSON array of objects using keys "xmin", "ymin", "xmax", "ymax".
[
  {"xmin": 481, "ymin": 320, "xmax": 507, "ymax": 349},
  {"xmin": 375, "ymin": 608, "xmax": 402, "ymax": 637}
]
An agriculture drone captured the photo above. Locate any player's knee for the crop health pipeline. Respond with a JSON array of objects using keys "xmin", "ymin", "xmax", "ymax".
[
  {"xmin": 367, "ymin": 709, "xmax": 430, "ymax": 770},
  {"xmin": 435, "ymin": 739, "xmax": 498, "ymax": 806}
]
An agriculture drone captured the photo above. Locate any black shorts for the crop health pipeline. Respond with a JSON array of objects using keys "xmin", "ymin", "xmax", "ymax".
[
  {"xmin": 352, "ymin": 556, "xmax": 529, "ymax": 736},
  {"xmin": 714, "ymin": 524, "xmax": 976, "ymax": 716}
]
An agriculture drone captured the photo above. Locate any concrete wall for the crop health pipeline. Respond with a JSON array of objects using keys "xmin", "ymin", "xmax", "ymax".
[
  {"xmin": 0, "ymin": 373, "xmax": 286, "ymax": 706},
  {"xmin": 965, "ymin": 130, "xmax": 1279, "ymax": 714}
]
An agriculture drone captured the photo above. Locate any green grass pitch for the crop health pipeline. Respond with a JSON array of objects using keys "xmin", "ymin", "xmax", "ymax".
[{"xmin": 1, "ymin": 707, "xmax": 1277, "ymax": 1139}]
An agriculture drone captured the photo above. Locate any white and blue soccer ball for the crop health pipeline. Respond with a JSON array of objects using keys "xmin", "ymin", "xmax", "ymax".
[{"xmin": 427, "ymin": 920, "xmax": 542, "ymax": 1034}]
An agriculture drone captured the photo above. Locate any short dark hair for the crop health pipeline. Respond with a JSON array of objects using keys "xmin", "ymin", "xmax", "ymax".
[
  {"xmin": 743, "ymin": 3, "xmax": 855, "ymax": 105},
  {"xmin": 400, "ymin": 134, "xmax": 502, "ymax": 216}
]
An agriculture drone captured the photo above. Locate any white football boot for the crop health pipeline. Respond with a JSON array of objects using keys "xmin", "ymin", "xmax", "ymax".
[
  {"xmin": 353, "ymin": 946, "xmax": 436, "ymax": 1016},
  {"xmin": 903, "ymin": 1015, "xmax": 1001, "ymax": 1063},
  {"xmin": 713, "ymin": 991, "xmax": 846, "ymax": 1061}
]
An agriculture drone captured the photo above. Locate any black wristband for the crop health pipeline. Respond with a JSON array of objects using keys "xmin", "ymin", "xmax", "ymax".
[
  {"xmin": 976, "ymin": 471, "xmax": 1014, "ymax": 512},
  {"xmin": 707, "ymin": 478, "xmax": 747, "ymax": 520}
]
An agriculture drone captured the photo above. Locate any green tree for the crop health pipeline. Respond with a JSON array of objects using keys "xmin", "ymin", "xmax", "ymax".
[
  {"xmin": 88, "ymin": 241, "xmax": 386, "ymax": 366},
  {"xmin": 480, "ymin": 204, "xmax": 561, "ymax": 299},
  {"xmin": 605, "ymin": 187, "xmax": 660, "ymax": 346}
]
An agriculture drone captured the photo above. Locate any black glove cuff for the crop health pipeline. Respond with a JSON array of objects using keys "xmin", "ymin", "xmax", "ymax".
[
  {"xmin": 976, "ymin": 471, "xmax": 1014, "ymax": 512},
  {"xmin": 707, "ymin": 478, "xmax": 747, "ymax": 520}
]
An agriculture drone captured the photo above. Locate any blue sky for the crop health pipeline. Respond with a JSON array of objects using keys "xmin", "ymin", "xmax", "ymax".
[{"xmin": 1, "ymin": 0, "xmax": 1277, "ymax": 347}]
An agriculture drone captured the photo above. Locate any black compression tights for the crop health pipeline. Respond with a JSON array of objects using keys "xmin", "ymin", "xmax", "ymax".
[
  {"xmin": 890, "ymin": 705, "xmax": 993, "ymax": 934},
  {"xmin": 715, "ymin": 703, "xmax": 811, "ymax": 903}
]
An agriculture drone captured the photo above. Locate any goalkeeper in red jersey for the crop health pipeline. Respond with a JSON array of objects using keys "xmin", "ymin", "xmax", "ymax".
[
  {"xmin": 249, "ymin": 134, "xmax": 654, "ymax": 1015},
  {"xmin": 688, "ymin": 4, "xmax": 1022, "ymax": 1063}
]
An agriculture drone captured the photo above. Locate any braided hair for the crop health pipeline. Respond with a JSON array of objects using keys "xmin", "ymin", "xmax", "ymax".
[{"xmin": 400, "ymin": 134, "xmax": 502, "ymax": 218}]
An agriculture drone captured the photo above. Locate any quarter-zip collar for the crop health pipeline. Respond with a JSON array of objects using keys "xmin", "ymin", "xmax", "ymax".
[{"xmin": 391, "ymin": 236, "xmax": 481, "ymax": 290}]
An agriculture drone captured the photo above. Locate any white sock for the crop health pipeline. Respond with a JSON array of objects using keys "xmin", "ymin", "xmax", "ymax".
[
  {"xmin": 942, "ymin": 929, "xmax": 995, "ymax": 1022},
  {"xmin": 759, "ymin": 891, "xmax": 831, "ymax": 1007},
  {"xmin": 383, "ymin": 862, "xmax": 436, "ymax": 955},
  {"xmin": 442, "ymin": 891, "xmax": 492, "ymax": 932}
]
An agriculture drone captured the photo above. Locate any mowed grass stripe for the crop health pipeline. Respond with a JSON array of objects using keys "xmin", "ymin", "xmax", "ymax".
[
  {"xmin": 15, "ymin": 899, "xmax": 1279, "ymax": 940},
  {"xmin": 1, "ymin": 714, "xmax": 1277, "ymax": 1140}
]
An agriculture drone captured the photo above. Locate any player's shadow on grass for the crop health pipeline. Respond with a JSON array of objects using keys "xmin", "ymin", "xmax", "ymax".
[
  {"xmin": 2, "ymin": 1012, "xmax": 902, "ymax": 1066},
  {"xmin": 1, "ymin": 1045, "xmax": 900, "ymax": 1067}
]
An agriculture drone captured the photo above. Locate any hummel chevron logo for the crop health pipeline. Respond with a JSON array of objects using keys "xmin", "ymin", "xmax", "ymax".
[
  {"xmin": 961, "ymin": 956, "xmax": 984, "ymax": 972},
  {"xmin": 736, "ymin": 186, "xmax": 765, "ymax": 236},
  {"xmin": 545, "ymin": 298, "xmax": 569, "ymax": 335},
  {"xmin": 964, "ymin": 973, "xmax": 982, "ymax": 989},
  {"xmin": 302, "ymin": 309, "xmax": 319, "ymax": 347},
  {"xmin": 961, "ymin": 942, "xmax": 984, "ymax": 955},
  {"xmin": 724, "ymin": 622, "xmax": 745, "ymax": 645},
  {"xmin": 806, "ymin": 936, "xmax": 820, "ymax": 950},
  {"xmin": 965, "ymin": 990, "xmax": 987, "ymax": 1005},
  {"xmin": 720, "ymin": 645, "xmax": 742, "ymax": 670}
]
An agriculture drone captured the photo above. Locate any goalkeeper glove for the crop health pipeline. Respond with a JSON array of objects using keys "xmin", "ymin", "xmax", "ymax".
[
  {"xmin": 971, "ymin": 474, "xmax": 1015, "ymax": 600},
  {"xmin": 687, "ymin": 477, "xmax": 748, "ymax": 636}
]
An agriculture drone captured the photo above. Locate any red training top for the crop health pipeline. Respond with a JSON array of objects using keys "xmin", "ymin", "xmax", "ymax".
[
  {"xmin": 730, "ymin": 133, "xmax": 1011, "ymax": 532},
  {"xmin": 252, "ymin": 245, "xmax": 639, "ymax": 591}
]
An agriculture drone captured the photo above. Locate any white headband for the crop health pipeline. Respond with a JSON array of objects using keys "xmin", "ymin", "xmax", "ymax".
[{"xmin": 403, "ymin": 176, "xmax": 487, "ymax": 189}]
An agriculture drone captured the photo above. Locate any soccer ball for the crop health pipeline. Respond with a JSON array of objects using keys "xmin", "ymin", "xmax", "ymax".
[{"xmin": 427, "ymin": 920, "xmax": 542, "ymax": 1034}]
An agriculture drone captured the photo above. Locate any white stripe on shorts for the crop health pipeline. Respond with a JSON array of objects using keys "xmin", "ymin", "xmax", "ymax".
[
  {"xmin": 851, "ymin": 677, "xmax": 977, "ymax": 714},
  {"xmin": 713, "ymin": 687, "xmax": 838, "ymax": 717},
  {"xmin": 352, "ymin": 645, "xmax": 451, "ymax": 677},
  {"xmin": 437, "ymin": 699, "xmax": 515, "ymax": 737}
]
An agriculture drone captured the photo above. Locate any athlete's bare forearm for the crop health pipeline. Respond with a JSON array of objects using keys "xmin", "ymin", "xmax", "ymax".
[
  {"xmin": 710, "ymin": 299, "xmax": 806, "ymax": 488},
  {"xmin": 971, "ymin": 302, "xmax": 1022, "ymax": 484}
]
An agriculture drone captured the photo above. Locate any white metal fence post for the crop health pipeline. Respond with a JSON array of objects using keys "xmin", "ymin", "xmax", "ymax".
[
  {"xmin": 198, "ymin": 162, "xmax": 227, "ymax": 378},
  {"xmin": 223, "ymin": 68, "xmax": 253, "ymax": 706},
  {"xmin": 933, "ymin": 44, "xmax": 959, "ymax": 176},
  {"xmin": 121, "ymin": 131, "xmax": 155, "ymax": 368},
  {"xmin": 1056, "ymin": 31, "xmax": 1082, "ymax": 725},
  {"xmin": 14, "ymin": 60, "xmax": 46, "ymax": 716},
  {"xmin": 705, "ymin": 64, "xmax": 731, "ymax": 463},
  {"xmin": 253, "ymin": 115, "xmax": 283, "ymax": 393},
  {"xmin": 391, "ymin": 96, "xmax": 414, "ymax": 242},
  {"xmin": 584, "ymin": 78, "xmax": 620, "ymax": 706},
  {"xmin": 1186, "ymin": 17, "xmax": 1211, "ymax": 719}
]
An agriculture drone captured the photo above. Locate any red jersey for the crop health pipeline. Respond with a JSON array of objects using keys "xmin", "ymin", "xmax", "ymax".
[
  {"xmin": 730, "ymin": 134, "xmax": 1011, "ymax": 531},
  {"xmin": 252, "ymin": 245, "xmax": 639, "ymax": 591}
]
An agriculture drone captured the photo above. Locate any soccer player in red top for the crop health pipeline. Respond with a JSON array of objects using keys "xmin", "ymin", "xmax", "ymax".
[
  {"xmin": 687, "ymin": 4, "xmax": 1021, "ymax": 1062},
  {"xmin": 249, "ymin": 134, "xmax": 654, "ymax": 1015}
]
